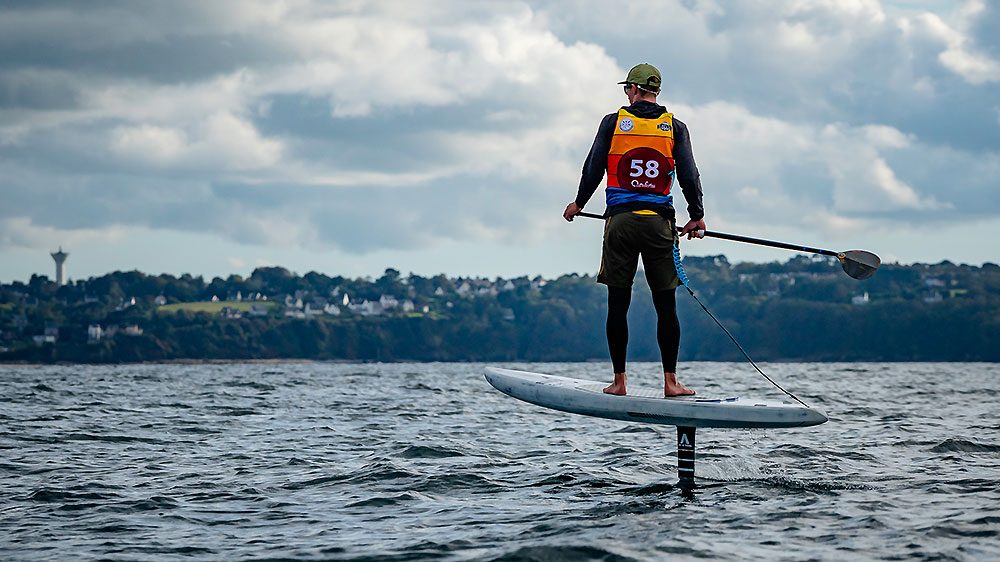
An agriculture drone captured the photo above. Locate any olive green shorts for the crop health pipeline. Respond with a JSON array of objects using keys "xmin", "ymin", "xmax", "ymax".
[{"xmin": 597, "ymin": 212, "xmax": 680, "ymax": 291}]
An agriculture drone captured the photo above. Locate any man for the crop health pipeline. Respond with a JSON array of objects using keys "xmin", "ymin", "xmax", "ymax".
[{"xmin": 563, "ymin": 63, "xmax": 706, "ymax": 397}]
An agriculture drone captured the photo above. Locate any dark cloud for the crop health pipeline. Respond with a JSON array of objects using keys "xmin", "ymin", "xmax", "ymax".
[
  {"xmin": 0, "ymin": 1, "xmax": 297, "ymax": 90},
  {"xmin": 0, "ymin": 168, "xmax": 217, "ymax": 231},
  {"xmin": 0, "ymin": 0, "xmax": 997, "ymax": 261},
  {"xmin": 0, "ymin": 34, "xmax": 287, "ymax": 84},
  {"xmin": 970, "ymin": 2, "xmax": 1000, "ymax": 58},
  {"xmin": 0, "ymin": 70, "xmax": 82, "ymax": 110}
]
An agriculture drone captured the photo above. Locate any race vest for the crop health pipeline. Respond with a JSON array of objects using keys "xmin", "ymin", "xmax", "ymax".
[{"xmin": 606, "ymin": 108, "xmax": 676, "ymax": 208}]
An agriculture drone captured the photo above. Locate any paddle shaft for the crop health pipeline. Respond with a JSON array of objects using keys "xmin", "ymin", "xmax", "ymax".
[{"xmin": 575, "ymin": 211, "xmax": 840, "ymax": 258}]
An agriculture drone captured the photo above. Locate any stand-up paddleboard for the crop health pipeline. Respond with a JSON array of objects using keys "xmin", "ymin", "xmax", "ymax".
[{"xmin": 484, "ymin": 367, "xmax": 827, "ymax": 429}]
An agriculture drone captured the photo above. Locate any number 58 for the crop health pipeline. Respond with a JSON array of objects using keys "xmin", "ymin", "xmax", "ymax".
[{"xmin": 629, "ymin": 159, "xmax": 660, "ymax": 178}]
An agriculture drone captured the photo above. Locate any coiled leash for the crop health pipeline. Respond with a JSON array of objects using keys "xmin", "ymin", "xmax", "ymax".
[{"xmin": 672, "ymin": 243, "xmax": 811, "ymax": 408}]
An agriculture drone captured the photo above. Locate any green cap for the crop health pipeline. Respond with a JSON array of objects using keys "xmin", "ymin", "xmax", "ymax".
[{"xmin": 618, "ymin": 63, "xmax": 662, "ymax": 91}]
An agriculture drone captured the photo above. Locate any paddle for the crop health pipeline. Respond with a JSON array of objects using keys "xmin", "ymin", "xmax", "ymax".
[{"xmin": 574, "ymin": 211, "xmax": 880, "ymax": 280}]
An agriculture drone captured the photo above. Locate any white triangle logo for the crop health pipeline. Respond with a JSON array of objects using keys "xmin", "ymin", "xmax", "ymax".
[{"xmin": 679, "ymin": 434, "xmax": 690, "ymax": 446}]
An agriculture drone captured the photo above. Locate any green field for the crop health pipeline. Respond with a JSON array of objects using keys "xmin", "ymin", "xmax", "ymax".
[{"xmin": 158, "ymin": 300, "xmax": 276, "ymax": 314}]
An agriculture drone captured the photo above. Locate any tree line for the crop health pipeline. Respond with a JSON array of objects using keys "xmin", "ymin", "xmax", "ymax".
[{"xmin": 1, "ymin": 256, "xmax": 997, "ymax": 363}]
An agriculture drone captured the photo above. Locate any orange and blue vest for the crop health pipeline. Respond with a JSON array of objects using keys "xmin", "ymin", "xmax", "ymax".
[{"xmin": 606, "ymin": 108, "xmax": 675, "ymax": 208}]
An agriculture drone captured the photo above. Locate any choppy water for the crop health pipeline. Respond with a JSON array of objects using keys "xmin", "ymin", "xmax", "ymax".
[{"xmin": 1, "ymin": 362, "xmax": 998, "ymax": 561}]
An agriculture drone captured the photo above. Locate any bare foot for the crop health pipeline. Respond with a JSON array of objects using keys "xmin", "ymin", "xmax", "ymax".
[
  {"xmin": 603, "ymin": 373, "xmax": 627, "ymax": 395},
  {"xmin": 664, "ymin": 372, "xmax": 695, "ymax": 397}
]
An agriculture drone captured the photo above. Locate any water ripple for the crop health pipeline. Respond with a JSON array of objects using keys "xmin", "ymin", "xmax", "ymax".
[{"xmin": 1, "ymin": 361, "xmax": 998, "ymax": 561}]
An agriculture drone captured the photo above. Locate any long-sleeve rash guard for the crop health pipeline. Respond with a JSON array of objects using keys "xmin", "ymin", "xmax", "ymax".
[{"xmin": 574, "ymin": 100, "xmax": 704, "ymax": 221}]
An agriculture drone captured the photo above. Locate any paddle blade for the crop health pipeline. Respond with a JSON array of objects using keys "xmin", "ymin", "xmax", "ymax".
[{"xmin": 839, "ymin": 250, "xmax": 881, "ymax": 280}]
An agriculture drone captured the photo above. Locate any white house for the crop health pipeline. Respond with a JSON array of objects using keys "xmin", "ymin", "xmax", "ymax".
[{"xmin": 360, "ymin": 300, "xmax": 383, "ymax": 316}]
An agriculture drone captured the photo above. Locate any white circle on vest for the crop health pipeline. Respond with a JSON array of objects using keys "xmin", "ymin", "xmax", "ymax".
[{"xmin": 619, "ymin": 118, "xmax": 634, "ymax": 132}]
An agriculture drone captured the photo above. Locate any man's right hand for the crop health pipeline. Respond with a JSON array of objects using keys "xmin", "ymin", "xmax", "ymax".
[{"xmin": 563, "ymin": 202, "xmax": 582, "ymax": 222}]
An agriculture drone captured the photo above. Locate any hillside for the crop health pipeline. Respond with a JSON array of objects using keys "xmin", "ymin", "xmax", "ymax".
[{"xmin": 1, "ymin": 256, "xmax": 998, "ymax": 363}]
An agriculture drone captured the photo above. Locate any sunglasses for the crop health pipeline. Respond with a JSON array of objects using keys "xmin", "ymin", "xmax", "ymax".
[{"xmin": 623, "ymin": 84, "xmax": 633, "ymax": 94}]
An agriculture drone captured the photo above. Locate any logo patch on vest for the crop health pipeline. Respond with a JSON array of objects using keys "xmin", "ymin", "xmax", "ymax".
[
  {"xmin": 658, "ymin": 122, "xmax": 672, "ymax": 132},
  {"xmin": 619, "ymin": 118, "xmax": 634, "ymax": 132}
]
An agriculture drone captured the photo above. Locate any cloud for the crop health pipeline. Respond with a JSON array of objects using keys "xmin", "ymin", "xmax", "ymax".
[
  {"xmin": 0, "ymin": 217, "xmax": 132, "ymax": 250},
  {"xmin": 110, "ymin": 112, "xmax": 282, "ymax": 170},
  {"xmin": 109, "ymin": 125, "xmax": 188, "ymax": 166},
  {"xmin": 902, "ymin": 6, "xmax": 1000, "ymax": 85},
  {"xmin": 676, "ymin": 100, "xmax": 952, "ymax": 236},
  {"xmin": 0, "ymin": 0, "xmax": 997, "ymax": 266}
]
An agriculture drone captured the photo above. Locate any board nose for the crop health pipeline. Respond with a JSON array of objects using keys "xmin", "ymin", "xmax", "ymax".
[
  {"xmin": 483, "ymin": 367, "xmax": 511, "ymax": 394},
  {"xmin": 483, "ymin": 371, "xmax": 498, "ymax": 388}
]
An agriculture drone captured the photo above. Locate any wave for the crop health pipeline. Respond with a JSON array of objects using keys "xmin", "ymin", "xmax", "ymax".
[
  {"xmin": 924, "ymin": 524, "xmax": 999, "ymax": 539},
  {"xmin": 207, "ymin": 406, "xmax": 260, "ymax": 416},
  {"xmin": 119, "ymin": 496, "xmax": 180, "ymax": 512},
  {"xmin": 412, "ymin": 472, "xmax": 499, "ymax": 493},
  {"xmin": 397, "ymin": 444, "xmax": 466, "ymax": 459},
  {"xmin": 222, "ymin": 380, "xmax": 276, "ymax": 391},
  {"xmin": 623, "ymin": 481, "xmax": 676, "ymax": 496},
  {"xmin": 280, "ymin": 462, "xmax": 422, "ymax": 490},
  {"xmin": 929, "ymin": 438, "xmax": 1000, "ymax": 453},
  {"xmin": 60, "ymin": 432, "xmax": 167, "ymax": 444},
  {"xmin": 491, "ymin": 545, "xmax": 640, "ymax": 562},
  {"xmin": 526, "ymin": 473, "xmax": 577, "ymax": 487},
  {"xmin": 25, "ymin": 487, "xmax": 125, "ymax": 513},
  {"xmin": 698, "ymin": 474, "xmax": 877, "ymax": 492},
  {"xmin": 345, "ymin": 491, "xmax": 426, "ymax": 508}
]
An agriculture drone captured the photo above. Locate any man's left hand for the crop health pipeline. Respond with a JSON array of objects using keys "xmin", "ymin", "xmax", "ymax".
[{"xmin": 680, "ymin": 218, "xmax": 706, "ymax": 239}]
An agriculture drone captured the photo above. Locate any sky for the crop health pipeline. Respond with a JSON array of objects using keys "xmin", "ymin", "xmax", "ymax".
[{"xmin": 1, "ymin": 0, "xmax": 998, "ymax": 283}]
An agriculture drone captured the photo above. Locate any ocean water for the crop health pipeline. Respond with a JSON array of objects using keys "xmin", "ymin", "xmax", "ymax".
[{"xmin": 1, "ymin": 361, "xmax": 998, "ymax": 561}]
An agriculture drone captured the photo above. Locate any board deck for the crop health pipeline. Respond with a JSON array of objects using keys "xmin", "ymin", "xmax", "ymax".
[{"xmin": 484, "ymin": 367, "xmax": 827, "ymax": 429}]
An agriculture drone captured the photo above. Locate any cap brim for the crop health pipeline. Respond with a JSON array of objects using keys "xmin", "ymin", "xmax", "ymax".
[{"xmin": 617, "ymin": 80, "xmax": 629, "ymax": 84}]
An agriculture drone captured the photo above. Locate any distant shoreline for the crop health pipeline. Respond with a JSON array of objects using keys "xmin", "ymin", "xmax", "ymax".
[
  {"xmin": 2, "ymin": 359, "xmax": 996, "ymax": 367},
  {"xmin": 4, "ymin": 261, "xmax": 999, "ymax": 363}
]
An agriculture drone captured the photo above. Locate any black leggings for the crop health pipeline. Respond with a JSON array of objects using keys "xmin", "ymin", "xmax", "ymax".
[{"xmin": 607, "ymin": 287, "xmax": 680, "ymax": 374}]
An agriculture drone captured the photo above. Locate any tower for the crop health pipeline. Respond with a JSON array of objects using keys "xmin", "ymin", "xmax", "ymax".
[{"xmin": 50, "ymin": 247, "xmax": 68, "ymax": 286}]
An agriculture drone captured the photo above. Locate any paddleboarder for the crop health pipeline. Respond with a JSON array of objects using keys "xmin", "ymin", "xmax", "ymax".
[{"xmin": 563, "ymin": 63, "xmax": 706, "ymax": 398}]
